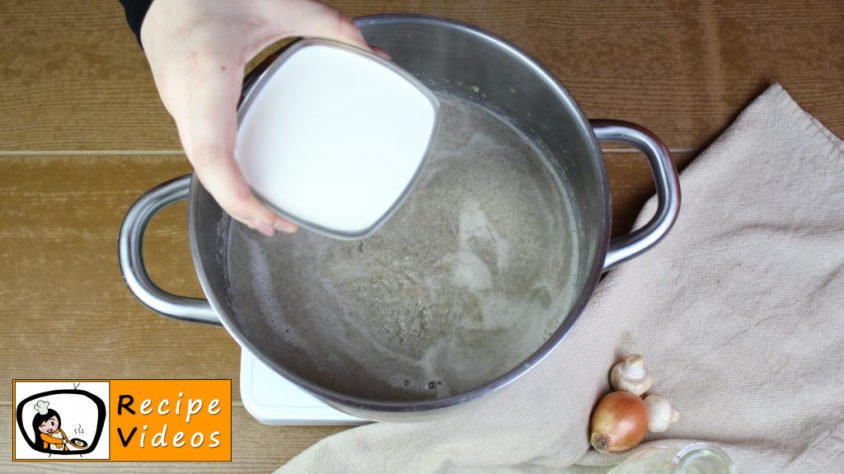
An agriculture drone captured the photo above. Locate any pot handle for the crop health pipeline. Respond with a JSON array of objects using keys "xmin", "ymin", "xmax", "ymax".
[
  {"xmin": 118, "ymin": 175, "xmax": 221, "ymax": 325},
  {"xmin": 591, "ymin": 120, "xmax": 681, "ymax": 271}
]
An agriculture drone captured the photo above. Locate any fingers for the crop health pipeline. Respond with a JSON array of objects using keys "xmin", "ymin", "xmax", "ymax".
[
  {"xmin": 181, "ymin": 57, "xmax": 297, "ymax": 236},
  {"xmin": 177, "ymin": 2, "xmax": 374, "ymax": 237},
  {"xmin": 262, "ymin": 0, "xmax": 369, "ymax": 50}
]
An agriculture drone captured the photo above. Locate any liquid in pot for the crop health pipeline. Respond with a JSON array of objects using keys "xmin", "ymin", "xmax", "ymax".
[{"xmin": 226, "ymin": 93, "xmax": 581, "ymax": 401}]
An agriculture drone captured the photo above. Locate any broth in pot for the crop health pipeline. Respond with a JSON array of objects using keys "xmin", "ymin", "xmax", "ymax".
[{"xmin": 225, "ymin": 93, "xmax": 581, "ymax": 401}]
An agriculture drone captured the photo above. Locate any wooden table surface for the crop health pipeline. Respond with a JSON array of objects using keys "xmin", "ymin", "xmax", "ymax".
[{"xmin": 1, "ymin": 0, "xmax": 841, "ymax": 472}]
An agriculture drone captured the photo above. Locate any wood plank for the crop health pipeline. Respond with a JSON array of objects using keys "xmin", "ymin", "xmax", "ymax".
[
  {"xmin": 0, "ymin": 155, "xmax": 243, "ymax": 404},
  {"xmin": 0, "ymin": 0, "xmax": 178, "ymax": 151},
  {"xmin": 332, "ymin": 0, "xmax": 844, "ymax": 149},
  {"xmin": 1, "ymin": 0, "xmax": 840, "ymax": 151},
  {"xmin": 1, "ymin": 403, "xmax": 349, "ymax": 472}
]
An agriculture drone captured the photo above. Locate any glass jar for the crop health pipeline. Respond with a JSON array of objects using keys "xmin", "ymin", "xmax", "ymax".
[{"xmin": 608, "ymin": 443, "xmax": 736, "ymax": 474}]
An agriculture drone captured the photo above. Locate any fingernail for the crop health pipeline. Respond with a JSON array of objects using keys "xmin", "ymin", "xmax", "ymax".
[
  {"xmin": 370, "ymin": 45, "xmax": 392, "ymax": 60},
  {"xmin": 250, "ymin": 219, "xmax": 275, "ymax": 237},
  {"xmin": 272, "ymin": 219, "xmax": 298, "ymax": 234}
]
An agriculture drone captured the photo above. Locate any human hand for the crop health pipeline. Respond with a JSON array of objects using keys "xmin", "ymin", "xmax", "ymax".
[{"xmin": 140, "ymin": 0, "xmax": 371, "ymax": 236}]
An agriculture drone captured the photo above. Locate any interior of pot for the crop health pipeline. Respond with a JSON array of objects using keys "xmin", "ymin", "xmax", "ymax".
[{"xmin": 190, "ymin": 15, "xmax": 609, "ymax": 406}]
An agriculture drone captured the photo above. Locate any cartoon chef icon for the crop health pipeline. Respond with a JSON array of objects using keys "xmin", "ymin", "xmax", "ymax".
[{"xmin": 32, "ymin": 400, "xmax": 70, "ymax": 452}]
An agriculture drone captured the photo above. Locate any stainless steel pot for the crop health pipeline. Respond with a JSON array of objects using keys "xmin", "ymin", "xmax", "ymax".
[{"xmin": 119, "ymin": 15, "xmax": 680, "ymax": 421}]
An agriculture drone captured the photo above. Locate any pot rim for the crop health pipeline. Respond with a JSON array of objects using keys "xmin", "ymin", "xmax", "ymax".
[{"xmin": 188, "ymin": 13, "xmax": 610, "ymax": 414}]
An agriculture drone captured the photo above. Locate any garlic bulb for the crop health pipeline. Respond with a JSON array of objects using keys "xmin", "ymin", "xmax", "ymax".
[
  {"xmin": 644, "ymin": 394, "xmax": 680, "ymax": 432},
  {"xmin": 590, "ymin": 391, "xmax": 649, "ymax": 453},
  {"xmin": 610, "ymin": 354, "xmax": 653, "ymax": 396}
]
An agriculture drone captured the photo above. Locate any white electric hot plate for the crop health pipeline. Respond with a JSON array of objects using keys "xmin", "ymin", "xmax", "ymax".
[{"xmin": 240, "ymin": 349, "xmax": 365, "ymax": 425}]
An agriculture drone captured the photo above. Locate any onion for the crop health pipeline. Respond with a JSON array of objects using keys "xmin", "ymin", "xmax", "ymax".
[{"xmin": 590, "ymin": 391, "xmax": 648, "ymax": 453}]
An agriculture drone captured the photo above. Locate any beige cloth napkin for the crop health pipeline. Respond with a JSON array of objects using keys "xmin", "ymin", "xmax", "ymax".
[{"xmin": 281, "ymin": 84, "xmax": 844, "ymax": 474}]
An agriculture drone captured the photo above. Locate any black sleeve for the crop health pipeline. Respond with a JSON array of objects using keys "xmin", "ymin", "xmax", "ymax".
[{"xmin": 119, "ymin": 0, "xmax": 154, "ymax": 47}]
